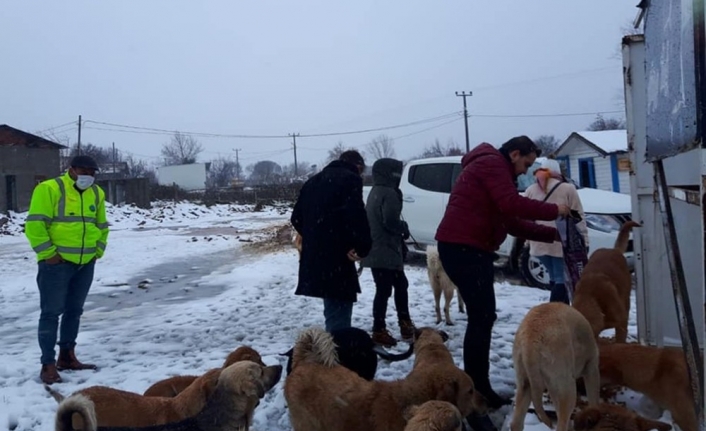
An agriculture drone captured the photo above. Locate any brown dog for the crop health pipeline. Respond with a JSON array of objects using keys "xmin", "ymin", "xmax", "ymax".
[
  {"xmin": 426, "ymin": 245, "xmax": 465, "ymax": 326},
  {"xmin": 598, "ymin": 342, "xmax": 697, "ymax": 431},
  {"xmin": 573, "ymin": 403, "xmax": 672, "ymax": 431},
  {"xmin": 47, "ymin": 360, "xmax": 283, "ymax": 429},
  {"xmin": 510, "ymin": 302, "xmax": 600, "ymax": 431},
  {"xmin": 403, "ymin": 400, "xmax": 464, "ymax": 431},
  {"xmin": 293, "ymin": 231, "xmax": 302, "ymax": 254},
  {"xmin": 284, "ymin": 327, "xmax": 483, "ymax": 431},
  {"xmin": 143, "ymin": 346, "xmax": 265, "ymax": 397},
  {"xmin": 572, "ymin": 221, "xmax": 640, "ymax": 343}
]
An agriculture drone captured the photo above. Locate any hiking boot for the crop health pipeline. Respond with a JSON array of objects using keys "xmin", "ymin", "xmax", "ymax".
[
  {"xmin": 399, "ymin": 319, "xmax": 416, "ymax": 341},
  {"xmin": 372, "ymin": 329, "xmax": 398, "ymax": 347},
  {"xmin": 56, "ymin": 348, "xmax": 98, "ymax": 371},
  {"xmin": 40, "ymin": 364, "xmax": 62, "ymax": 385}
]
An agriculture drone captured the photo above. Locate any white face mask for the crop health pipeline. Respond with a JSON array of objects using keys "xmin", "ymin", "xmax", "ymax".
[{"xmin": 75, "ymin": 175, "xmax": 95, "ymax": 190}]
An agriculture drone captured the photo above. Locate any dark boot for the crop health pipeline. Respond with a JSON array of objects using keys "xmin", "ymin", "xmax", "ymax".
[
  {"xmin": 372, "ymin": 328, "xmax": 398, "ymax": 347},
  {"xmin": 465, "ymin": 413, "xmax": 498, "ymax": 431},
  {"xmin": 549, "ymin": 283, "xmax": 570, "ymax": 304},
  {"xmin": 40, "ymin": 364, "xmax": 63, "ymax": 384},
  {"xmin": 56, "ymin": 348, "xmax": 97, "ymax": 371},
  {"xmin": 399, "ymin": 319, "xmax": 416, "ymax": 341}
]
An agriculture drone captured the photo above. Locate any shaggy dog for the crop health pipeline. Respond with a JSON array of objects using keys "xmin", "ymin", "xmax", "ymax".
[
  {"xmin": 426, "ymin": 245, "xmax": 464, "ymax": 325},
  {"xmin": 573, "ymin": 403, "xmax": 672, "ymax": 431},
  {"xmin": 572, "ymin": 221, "xmax": 640, "ymax": 343},
  {"xmin": 598, "ymin": 342, "xmax": 697, "ymax": 431},
  {"xmin": 510, "ymin": 302, "xmax": 600, "ymax": 431},
  {"xmin": 47, "ymin": 361, "xmax": 282, "ymax": 429},
  {"xmin": 282, "ymin": 327, "xmax": 414, "ymax": 380},
  {"xmin": 142, "ymin": 346, "xmax": 265, "ymax": 397},
  {"xmin": 403, "ymin": 400, "xmax": 464, "ymax": 431},
  {"xmin": 284, "ymin": 327, "xmax": 483, "ymax": 431}
]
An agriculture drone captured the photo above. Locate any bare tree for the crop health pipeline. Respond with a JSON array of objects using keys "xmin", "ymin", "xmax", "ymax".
[
  {"xmin": 366, "ymin": 134, "xmax": 396, "ymax": 161},
  {"xmin": 124, "ymin": 155, "xmax": 157, "ymax": 183},
  {"xmin": 533, "ymin": 135, "xmax": 561, "ymax": 156},
  {"xmin": 246, "ymin": 160, "xmax": 283, "ymax": 185},
  {"xmin": 282, "ymin": 161, "xmax": 311, "ymax": 181},
  {"xmin": 414, "ymin": 139, "xmax": 463, "ymax": 159},
  {"xmin": 587, "ymin": 114, "xmax": 625, "ymax": 131},
  {"xmin": 61, "ymin": 143, "xmax": 118, "ymax": 169},
  {"xmin": 207, "ymin": 157, "xmax": 239, "ymax": 188},
  {"xmin": 326, "ymin": 141, "xmax": 347, "ymax": 164},
  {"xmin": 161, "ymin": 132, "xmax": 203, "ymax": 165}
]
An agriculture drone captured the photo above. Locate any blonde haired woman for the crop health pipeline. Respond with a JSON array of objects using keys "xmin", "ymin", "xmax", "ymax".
[{"xmin": 525, "ymin": 159, "xmax": 588, "ymax": 303}]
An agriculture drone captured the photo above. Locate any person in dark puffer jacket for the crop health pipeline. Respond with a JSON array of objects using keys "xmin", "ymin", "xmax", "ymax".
[
  {"xmin": 435, "ymin": 136, "xmax": 571, "ymax": 431},
  {"xmin": 361, "ymin": 158, "xmax": 415, "ymax": 347}
]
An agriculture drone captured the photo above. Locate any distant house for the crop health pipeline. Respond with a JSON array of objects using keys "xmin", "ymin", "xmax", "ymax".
[
  {"xmin": 553, "ymin": 130, "xmax": 630, "ymax": 194},
  {"xmin": 0, "ymin": 125, "xmax": 68, "ymax": 213}
]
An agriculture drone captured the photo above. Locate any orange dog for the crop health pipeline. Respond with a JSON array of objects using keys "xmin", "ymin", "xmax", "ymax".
[
  {"xmin": 598, "ymin": 342, "xmax": 697, "ymax": 431},
  {"xmin": 403, "ymin": 400, "xmax": 463, "ymax": 431},
  {"xmin": 574, "ymin": 403, "xmax": 672, "ymax": 431},
  {"xmin": 143, "ymin": 346, "xmax": 265, "ymax": 397},
  {"xmin": 572, "ymin": 221, "xmax": 640, "ymax": 342}
]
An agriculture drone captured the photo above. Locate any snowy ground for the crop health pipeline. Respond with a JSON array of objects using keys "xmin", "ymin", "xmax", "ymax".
[{"xmin": 0, "ymin": 202, "xmax": 666, "ymax": 431}]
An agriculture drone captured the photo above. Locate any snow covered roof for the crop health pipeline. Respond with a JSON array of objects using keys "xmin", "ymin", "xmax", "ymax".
[{"xmin": 555, "ymin": 129, "xmax": 628, "ymax": 156}]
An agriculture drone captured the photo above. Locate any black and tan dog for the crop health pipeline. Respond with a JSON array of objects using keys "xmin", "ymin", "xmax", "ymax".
[
  {"xmin": 284, "ymin": 326, "xmax": 485, "ymax": 431},
  {"xmin": 48, "ymin": 361, "xmax": 282, "ymax": 430}
]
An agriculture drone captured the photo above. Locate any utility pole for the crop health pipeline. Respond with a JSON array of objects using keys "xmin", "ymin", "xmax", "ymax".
[
  {"xmin": 289, "ymin": 133, "xmax": 300, "ymax": 176},
  {"xmin": 455, "ymin": 91, "xmax": 472, "ymax": 152},
  {"xmin": 77, "ymin": 115, "xmax": 82, "ymax": 155},
  {"xmin": 112, "ymin": 142, "xmax": 117, "ymax": 175},
  {"xmin": 233, "ymin": 148, "xmax": 241, "ymax": 180}
]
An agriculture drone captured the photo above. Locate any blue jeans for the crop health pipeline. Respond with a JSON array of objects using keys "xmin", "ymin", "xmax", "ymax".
[
  {"xmin": 323, "ymin": 298, "xmax": 353, "ymax": 332},
  {"xmin": 537, "ymin": 255, "xmax": 565, "ymax": 285},
  {"xmin": 37, "ymin": 260, "xmax": 95, "ymax": 365}
]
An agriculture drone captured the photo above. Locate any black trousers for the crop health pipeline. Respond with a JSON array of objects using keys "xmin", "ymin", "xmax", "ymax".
[
  {"xmin": 437, "ymin": 242, "xmax": 497, "ymax": 396},
  {"xmin": 371, "ymin": 268, "xmax": 410, "ymax": 331}
]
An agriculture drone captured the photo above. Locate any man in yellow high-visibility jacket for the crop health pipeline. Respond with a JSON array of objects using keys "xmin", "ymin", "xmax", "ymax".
[{"xmin": 25, "ymin": 155, "xmax": 109, "ymax": 385}]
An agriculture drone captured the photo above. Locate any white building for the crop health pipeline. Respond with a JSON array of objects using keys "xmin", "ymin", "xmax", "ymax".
[{"xmin": 553, "ymin": 130, "xmax": 631, "ymax": 194}]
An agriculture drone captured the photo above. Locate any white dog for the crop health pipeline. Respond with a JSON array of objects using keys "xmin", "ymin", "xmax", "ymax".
[{"xmin": 426, "ymin": 245, "xmax": 465, "ymax": 325}]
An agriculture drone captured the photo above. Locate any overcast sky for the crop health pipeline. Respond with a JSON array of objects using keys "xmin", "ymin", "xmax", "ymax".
[{"xmin": 1, "ymin": 1, "xmax": 639, "ymax": 169}]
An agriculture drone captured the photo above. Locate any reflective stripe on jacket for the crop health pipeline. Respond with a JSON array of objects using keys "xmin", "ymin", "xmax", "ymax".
[{"xmin": 25, "ymin": 172, "xmax": 109, "ymax": 264}]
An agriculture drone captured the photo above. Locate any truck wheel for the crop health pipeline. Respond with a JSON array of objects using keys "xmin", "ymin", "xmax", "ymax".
[{"xmin": 519, "ymin": 246, "xmax": 551, "ymax": 290}]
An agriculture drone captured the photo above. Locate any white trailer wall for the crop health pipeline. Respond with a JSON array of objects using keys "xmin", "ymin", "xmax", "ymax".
[{"xmin": 157, "ymin": 163, "xmax": 208, "ymax": 191}]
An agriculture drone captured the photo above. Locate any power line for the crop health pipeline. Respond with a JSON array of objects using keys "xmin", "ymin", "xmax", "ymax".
[
  {"xmin": 81, "ymin": 112, "xmax": 462, "ymax": 139},
  {"xmin": 392, "ymin": 117, "xmax": 464, "ymax": 141},
  {"xmin": 36, "ymin": 121, "xmax": 77, "ymax": 134},
  {"xmin": 469, "ymin": 110, "xmax": 624, "ymax": 118}
]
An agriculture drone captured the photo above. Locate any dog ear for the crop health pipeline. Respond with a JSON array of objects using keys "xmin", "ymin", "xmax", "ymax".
[
  {"xmin": 242, "ymin": 378, "xmax": 267, "ymax": 399},
  {"xmin": 402, "ymin": 405, "xmax": 419, "ymax": 422},
  {"xmin": 414, "ymin": 328, "xmax": 423, "ymax": 341},
  {"xmin": 436, "ymin": 380, "xmax": 459, "ymax": 403},
  {"xmin": 636, "ymin": 417, "xmax": 672, "ymax": 431},
  {"xmin": 438, "ymin": 330, "xmax": 449, "ymax": 342},
  {"xmin": 280, "ymin": 348, "xmax": 294, "ymax": 358},
  {"xmin": 573, "ymin": 409, "xmax": 601, "ymax": 431}
]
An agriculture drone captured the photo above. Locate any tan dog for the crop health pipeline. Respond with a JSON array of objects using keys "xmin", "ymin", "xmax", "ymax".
[
  {"xmin": 143, "ymin": 345, "xmax": 265, "ymax": 397},
  {"xmin": 598, "ymin": 342, "xmax": 697, "ymax": 431},
  {"xmin": 47, "ymin": 361, "xmax": 283, "ymax": 429},
  {"xmin": 293, "ymin": 231, "xmax": 302, "ymax": 254},
  {"xmin": 572, "ymin": 221, "xmax": 640, "ymax": 343},
  {"xmin": 510, "ymin": 302, "xmax": 600, "ymax": 431},
  {"xmin": 573, "ymin": 403, "xmax": 672, "ymax": 431},
  {"xmin": 403, "ymin": 400, "xmax": 464, "ymax": 431},
  {"xmin": 426, "ymin": 245, "xmax": 465, "ymax": 325},
  {"xmin": 284, "ymin": 327, "xmax": 483, "ymax": 431}
]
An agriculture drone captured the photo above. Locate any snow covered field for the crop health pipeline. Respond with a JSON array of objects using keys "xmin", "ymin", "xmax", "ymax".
[{"xmin": 0, "ymin": 202, "xmax": 658, "ymax": 431}]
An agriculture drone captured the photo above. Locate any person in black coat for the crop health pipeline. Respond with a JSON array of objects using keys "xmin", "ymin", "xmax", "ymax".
[{"xmin": 290, "ymin": 150, "xmax": 372, "ymax": 332}]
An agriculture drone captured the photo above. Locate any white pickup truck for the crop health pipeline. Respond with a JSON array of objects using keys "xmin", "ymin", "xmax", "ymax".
[{"xmin": 362, "ymin": 156, "xmax": 634, "ymax": 289}]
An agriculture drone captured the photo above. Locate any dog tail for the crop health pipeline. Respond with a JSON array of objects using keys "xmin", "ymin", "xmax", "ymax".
[
  {"xmin": 522, "ymin": 354, "xmax": 553, "ymax": 429},
  {"xmin": 44, "ymin": 384, "xmax": 65, "ymax": 403},
  {"xmin": 373, "ymin": 342, "xmax": 415, "ymax": 362},
  {"xmin": 55, "ymin": 394, "xmax": 97, "ymax": 431},
  {"xmin": 292, "ymin": 327, "xmax": 339, "ymax": 370},
  {"xmin": 613, "ymin": 220, "xmax": 641, "ymax": 253}
]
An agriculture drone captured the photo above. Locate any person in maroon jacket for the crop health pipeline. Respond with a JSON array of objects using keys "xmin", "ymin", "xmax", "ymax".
[{"xmin": 435, "ymin": 136, "xmax": 570, "ymax": 428}]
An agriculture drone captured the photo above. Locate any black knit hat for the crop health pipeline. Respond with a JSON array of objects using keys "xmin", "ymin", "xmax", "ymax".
[{"xmin": 70, "ymin": 155, "xmax": 100, "ymax": 171}]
